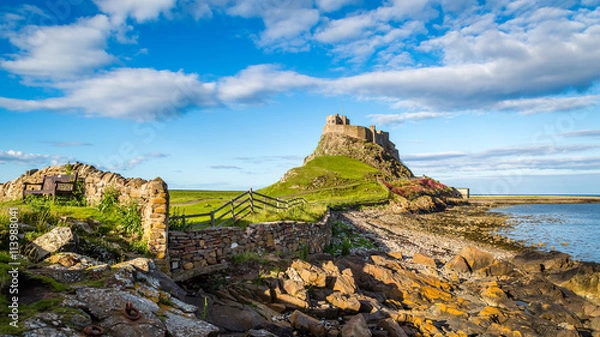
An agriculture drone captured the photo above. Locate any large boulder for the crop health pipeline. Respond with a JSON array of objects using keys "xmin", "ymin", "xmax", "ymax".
[
  {"xmin": 288, "ymin": 260, "xmax": 327, "ymax": 287},
  {"xmin": 25, "ymin": 227, "xmax": 78, "ymax": 262},
  {"xmin": 289, "ymin": 310, "xmax": 327, "ymax": 337},
  {"xmin": 164, "ymin": 311, "xmax": 219, "ymax": 337},
  {"xmin": 206, "ymin": 302, "xmax": 266, "ymax": 332},
  {"xmin": 458, "ymin": 246, "xmax": 495, "ymax": 271},
  {"xmin": 548, "ymin": 262, "xmax": 600, "ymax": 306},
  {"xmin": 341, "ymin": 314, "xmax": 372, "ymax": 337},
  {"xmin": 513, "ymin": 249, "xmax": 574, "ymax": 273}
]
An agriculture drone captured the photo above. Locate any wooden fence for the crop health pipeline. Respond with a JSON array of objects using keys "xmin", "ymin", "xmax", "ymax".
[{"xmin": 170, "ymin": 189, "xmax": 307, "ymax": 229}]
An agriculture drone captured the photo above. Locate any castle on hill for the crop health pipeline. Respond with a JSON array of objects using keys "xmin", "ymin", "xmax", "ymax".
[{"xmin": 323, "ymin": 114, "xmax": 400, "ymax": 161}]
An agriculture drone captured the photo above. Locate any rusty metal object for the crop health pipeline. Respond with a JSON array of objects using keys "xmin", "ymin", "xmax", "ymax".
[
  {"xmin": 83, "ymin": 325, "xmax": 104, "ymax": 336},
  {"xmin": 124, "ymin": 301, "xmax": 142, "ymax": 321}
]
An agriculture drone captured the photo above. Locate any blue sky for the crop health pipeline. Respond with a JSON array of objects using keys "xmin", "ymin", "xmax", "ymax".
[{"xmin": 1, "ymin": 0, "xmax": 600, "ymax": 194}]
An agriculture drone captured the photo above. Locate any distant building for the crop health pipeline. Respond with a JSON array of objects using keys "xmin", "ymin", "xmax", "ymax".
[
  {"xmin": 323, "ymin": 113, "xmax": 400, "ymax": 161},
  {"xmin": 455, "ymin": 188, "xmax": 470, "ymax": 199}
]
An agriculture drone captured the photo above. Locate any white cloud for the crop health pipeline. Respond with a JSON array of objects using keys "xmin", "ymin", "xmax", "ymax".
[
  {"xmin": 224, "ymin": 0, "xmax": 319, "ymax": 51},
  {"xmin": 315, "ymin": 0, "xmax": 357, "ymax": 12},
  {"xmin": 0, "ymin": 68, "xmax": 218, "ymax": 120},
  {"xmin": 403, "ymin": 151, "xmax": 468, "ymax": 161},
  {"xmin": 495, "ymin": 95, "xmax": 600, "ymax": 114},
  {"xmin": 217, "ymin": 64, "xmax": 321, "ymax": 104},
  {"xmin": 1, "ymin": 15, "xmax": 114, "ymax": 79},
  {"xmin": 404, "ymin": 146, "xmax": 600, "ymax": 179},
  {"xmin": 560, "ymin": 129, "xmax": 600, "ymax": 138},
  {"xmin": 315, "ymin": 13, "xmax": 377, "ymax": 43},
  {"xmin": 93, "ymin": 0, "xmax": 177, "ymax": 24},
  {"xmin": 258, "ymin": 7, "xmax": 320, "ymax": 50},
  {"xmin": 368, "ymin": 112, "xmax": 452, "ymax": 125},
  {"xmin": 0, "ymin": 150, "xmax": 63, "ymax": 165}
]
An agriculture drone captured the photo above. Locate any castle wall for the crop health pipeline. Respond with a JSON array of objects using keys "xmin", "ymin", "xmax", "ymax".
[
  {"xmin": 323, "ymin": 124, "xmax": 372, "ymax": 140},
  {"xmin": 323, "ymin": 115, "xmax": 400, "ymax": 161}
]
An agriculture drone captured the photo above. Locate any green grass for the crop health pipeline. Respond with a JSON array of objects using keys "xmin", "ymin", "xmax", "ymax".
[
  {"xmin": 259, "ymin": 156, "xmax": 388, "ymax": 205},
  {"xmin": 168, "ymin": 156, "xmax": 391, "ymax": 229},
  {"xmin": 169, "ymin": 190, "xmax": 244, "ymax": 215}
]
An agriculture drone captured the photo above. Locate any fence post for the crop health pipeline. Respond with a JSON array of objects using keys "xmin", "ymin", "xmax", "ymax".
[
  {"xmin": 210, "ymin": 211, "xmax": 215, "ymax": 227},
  {"xmin": 249, "ymin": 188, "xmax": 254, "ymax": 214},
  {"xmin": 230, "ymin": 200, "xmax": 235, "ymax": 223}
]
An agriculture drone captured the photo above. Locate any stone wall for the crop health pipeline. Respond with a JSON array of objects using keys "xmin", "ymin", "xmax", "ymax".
[
  {"xmin": 140, "ymin": 178, "xmax": 170, "ymax": 274},
  {"xmin": 168, "ymin": 211, "xmax": 332, "ymax": 281},
  {"xmin": 0, "ymin": 162, "xmax": 146, "ymax": 205},
  {"xmin": 0, "ymin": 162, "xmax": 170, "ymax": 274}
]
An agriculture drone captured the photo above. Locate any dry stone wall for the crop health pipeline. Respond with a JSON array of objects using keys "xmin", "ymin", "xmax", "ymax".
[
  {"xmin": 169, "ymin": 212, "xmax": 332, "ymax": 281},
  {"xmin": 0, "ymin": 162, "xmax": 170, "ymax": 274},
  {"xmin": 0, "ymin": 162, "xmax": 146, "ymax": 205}
]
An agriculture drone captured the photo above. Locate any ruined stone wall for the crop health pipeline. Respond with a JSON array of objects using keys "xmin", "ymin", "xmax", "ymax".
[
  {"xmin": 140, "ymin": 178, "xmax": 170, "ymax": 274},
  {"xmin": 0, "ymin": 162, "xmax": 146, "ymax": 205},
  {"xmin": 168, "ymin": 211, "xmax": 332, "ymax": 281},
  {"xmin": 0, "ymin": 163, "xmax": 170, "ymax": 274}
]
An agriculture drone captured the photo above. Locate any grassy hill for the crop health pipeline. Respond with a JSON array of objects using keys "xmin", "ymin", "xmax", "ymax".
[{"xmin": 259, "ymin": 155, "xmax": 389, "ymax": 206}]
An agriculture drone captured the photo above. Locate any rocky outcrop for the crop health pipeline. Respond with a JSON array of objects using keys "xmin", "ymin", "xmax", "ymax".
[
  {"xmin": 304, "ymin": 132, "xmax": 413, "ymax": 179},
  {"xmin": 19, "ymin": 256, "xmax": 219, "ymax": 337},
  {"xmin": 200, "ymin": 244, "xmax": 600, "ymax": 337}
]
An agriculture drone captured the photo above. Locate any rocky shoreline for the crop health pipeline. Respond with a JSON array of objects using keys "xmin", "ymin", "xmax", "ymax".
[
  {"xmin": 8, "ymin": 202, "xmax": 600, "ymax": 337},
  {"xmin": 187, "ymin": 204, "xmax": 600, "ymax": 336}
]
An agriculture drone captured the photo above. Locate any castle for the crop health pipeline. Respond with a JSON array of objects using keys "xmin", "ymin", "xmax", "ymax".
[{"xmin": 323, "ymin": 114, "xmax": 400, "ymax": 161}]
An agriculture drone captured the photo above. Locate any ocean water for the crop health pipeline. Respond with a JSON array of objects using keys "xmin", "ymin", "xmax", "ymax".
[{"xmin": 492, "ymin": 203, "xmax": 600, "ymax": 263}]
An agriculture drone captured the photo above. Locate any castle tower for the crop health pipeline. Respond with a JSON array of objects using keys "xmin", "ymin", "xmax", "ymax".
[{"xmin": 369, "ymin": 125, "xmax": 377, "ymax": 144}]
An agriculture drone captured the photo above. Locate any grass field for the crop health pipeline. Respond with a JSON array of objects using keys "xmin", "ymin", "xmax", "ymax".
[
  {"xmin": 169, "ymin": 190, "xmax": 244, "ymax": 216},
  {"xmin": 167, "ymin": 156, "xmax": 390, "ymax": 227}
]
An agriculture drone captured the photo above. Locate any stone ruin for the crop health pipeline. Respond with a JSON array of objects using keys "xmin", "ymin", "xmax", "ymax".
[{"xmin": 0, "ymin": 162, "xmax": 170, "ymax": 274}]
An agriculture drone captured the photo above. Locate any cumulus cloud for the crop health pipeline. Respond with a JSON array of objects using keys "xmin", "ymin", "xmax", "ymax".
[
  {"xmin": 404, "ymin": 144, "xmax": 600, "ymax": 178},
  {"xmin": 2, "ymin": 1, "xmax": 600, "ymax": 119},
  {"xmin": 0, "ymin": 68, "xmax": 218, "ymax": 120},
  {"xmin": 217, "ymin": 64, "xmax": 321, "ymax": 104},
  {"xmin": 224, "ymin": 0, "xmax": 319, "ymax": 51},
  {"xmin": 93, "ymin": 0, "xmax": 177, "ymax": 24},
  {"xmin": 1, "ymin": 15, "xmax": 114, "ymax": 79},
  {"xmin": 0, "ymin": 149, "xmax": 62, "ymax": 165},
  {"xmin": 494, "ymin": 95, "xmax": 600, "ymax": 114},
  {"xmin": 315, "ymin": 0, "xmax": 357, "ymax": 12}
]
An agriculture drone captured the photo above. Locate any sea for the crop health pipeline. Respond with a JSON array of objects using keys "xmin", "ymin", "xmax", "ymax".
[{"xmin": 491, "ymin": 203, "xmax": 600, "ymax": 263}]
